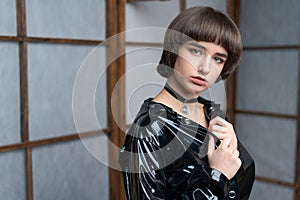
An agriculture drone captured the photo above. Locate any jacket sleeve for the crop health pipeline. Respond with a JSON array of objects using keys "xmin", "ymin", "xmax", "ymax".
[
  {"xmin": 164, "ymin": 151, "xmax": 231, "ymax": 199},
  {"xmin": 119, "ymin": 134, "xmax": 168, "ymax": 200},
  {"xmin": 235, "ymin": 141, "xmax": 255, "ymax": 200}
]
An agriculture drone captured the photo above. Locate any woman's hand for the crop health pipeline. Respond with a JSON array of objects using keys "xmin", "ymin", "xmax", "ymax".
[
  {"xmin": 208, "ymin": 116, "xmax": 238, "ymax": 151},
  {"xmin": 207, "ymin": 116, "xmax": 241, "ymax": 179},
  {"xmin": 207, "ymin": 141, "xmax": 242, "ymax": 180}
]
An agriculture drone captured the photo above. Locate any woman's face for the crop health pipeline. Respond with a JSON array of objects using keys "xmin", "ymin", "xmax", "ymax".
[{"xmin": 168, "ymin": 40, "xmax": 228, "ymax": 97}]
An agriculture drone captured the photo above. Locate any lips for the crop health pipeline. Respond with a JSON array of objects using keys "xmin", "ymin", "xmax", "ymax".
[{"xmin": 191, "ymin": 76, "xmax": 208, "ymax": 86}]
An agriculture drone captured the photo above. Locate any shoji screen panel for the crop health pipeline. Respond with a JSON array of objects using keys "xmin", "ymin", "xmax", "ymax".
[
  {"xmin": 240, "ymin": 0, "xmax": 299, "ymax": 46},
  {"xmin": 0, "ymin": 0, "xmax": 17, "ymax": 36},
  {"xmin": 26, "ymin": 0, "xmax": 106, "ymax": 40},
  {"xmin": 236, "ymin": 114, "xmax": 297, "ymax": 183},
  {"xmin": 27, "ymin": 43, "xmax": 107, "ymax": 139},
  {"xmin": 0, "ymin": 42, "xmax": 20, "ymax": 146},
  {"xmin": 26, "ymin": 0, "xmax": 108, "ymax": 199},
  {"xmin": 237, "ymin": 0, "xmax": 300, "ymax": 199},
  {"xmin": 0, "ymin": 150, "xmax": 26, "ymax": 200},
  {"xmin": 0, "ymin": 1, "xmax": 109, "ymax": 200},
  {"xmin": 126, "ymin": 0, "xmax": 179, "ymax": 43},
  {"xmin": 0, "ymin": 2, "xmax": 24, "ymax": 200},
  {"xmin": 32, "ymin": 138, "xmax": 108, "ymax": 200},
  {"xmin": 251, "ymin": 181, "xmax": 294, "ymax": 200},
  {"xmin": 28, "ymin": 43, "xmax": 109, "ymax": 200},
  {"xmin": 236, "ymin": 50, "xmax": 299, "ymax": 115}
]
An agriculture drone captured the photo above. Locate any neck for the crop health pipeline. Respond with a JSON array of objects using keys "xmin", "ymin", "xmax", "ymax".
[
  {"xmin": 166, "ymin": 80, "xmax": 200, "ymax": 100},
  {"xmin": 164, "ymin": 83, "xmax": 198, "ymax": 104}
]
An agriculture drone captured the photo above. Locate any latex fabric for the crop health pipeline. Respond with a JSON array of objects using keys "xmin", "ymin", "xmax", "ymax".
[{"xmin": 119, "ymin": 98, "xmax": 255, "ymax": 199}]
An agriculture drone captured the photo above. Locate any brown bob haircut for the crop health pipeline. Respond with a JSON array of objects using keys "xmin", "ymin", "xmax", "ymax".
[{"xmin": 157, "ymin": 6, "xmax": 242, "ymax": 80}]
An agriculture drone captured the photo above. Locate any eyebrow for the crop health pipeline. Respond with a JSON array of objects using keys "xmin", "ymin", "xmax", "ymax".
[{"xmin": 187, "ymin": 41, "xmax": 228, "ymax": 59}]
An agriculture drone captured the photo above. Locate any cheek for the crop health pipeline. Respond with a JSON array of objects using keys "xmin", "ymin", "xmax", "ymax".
[
  {"xmin": 175, "ymin": 57, "xmax": 197, "ymax": 72},
  {"xmin": 174, "ymin": 57, "xmax": 186, "ymax": 73},
  {"xmin": 209, "ymin": 65, "xmax": 223, "ymax": 79}
]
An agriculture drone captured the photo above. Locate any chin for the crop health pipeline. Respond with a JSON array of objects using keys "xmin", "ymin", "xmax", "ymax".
[{"xmin": 192, "ymin": 86, "xmax": 207, "ymax": 95}]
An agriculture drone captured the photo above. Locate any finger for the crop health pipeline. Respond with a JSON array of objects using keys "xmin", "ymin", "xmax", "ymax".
[
  {"xmin": 220, "ymin": 139, "xmax": 231, "ymax": 148},
  {"xmin": 206, "ymin": 134, "xmax": 217, "ymax": 156},
  {"xmin": 210, "ymin": 116, "xmax": 227, "ymax": 127},
  {"xmin": 218, "ymin": 140, "xmax": 229, "ymax": 149},
  {"xmin": 217, "ymin": 132, "xmax": 229, "ymax": 140},
  {"xmin": 237, "ymin": 158, "xmax": 242, "ymax": 167},
  {"xmin": 210, "ymin": 125, "xmax": 226, "ymax": 133},
  {"xmin": 211, "ymin": 117, "xmax": 234, "ymax": 130},
  {"xmin": 232, "ymin": 138, "xmax": 238, "ymax": 150},
  {"xmin": 211, "ymin": 131, "xmax": 220, "ymax": 137},
  {"xmin": 233, "ymin": 150, "xmax": 239, "ymax": 157}
]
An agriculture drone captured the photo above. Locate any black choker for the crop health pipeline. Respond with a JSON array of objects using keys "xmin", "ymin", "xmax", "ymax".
[
  {"xmin": 164, "ymin": 84, "xmax": 198, "ymax": 103},
  {"xmin": 164, "ymin": 84, "xmax": 210, "ymax": 115}
]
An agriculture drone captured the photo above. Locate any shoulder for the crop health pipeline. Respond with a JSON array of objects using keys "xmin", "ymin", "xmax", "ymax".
[
  {"xmin": 119, "ymin": 99, "xmax": 174, "ymax": 170},
  {"xmin": 120, "ymin": 99, "xmax": 178, "ymax": 151},
  {"xmin": 132, "ymin": 98, "xmax": 176, "ymax": 128}
]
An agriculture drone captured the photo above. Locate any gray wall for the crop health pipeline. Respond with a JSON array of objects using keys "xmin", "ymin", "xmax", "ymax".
[{"xmin": 237, "ymin": 0, "xmax": 300, "ymax": 199}]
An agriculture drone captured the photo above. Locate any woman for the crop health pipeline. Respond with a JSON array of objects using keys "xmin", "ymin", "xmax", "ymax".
[{"xmin": 119, "ymin": 6, "xmax": 255, "ymax": 199}]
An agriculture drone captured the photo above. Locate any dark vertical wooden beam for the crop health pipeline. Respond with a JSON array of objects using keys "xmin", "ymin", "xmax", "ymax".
[
  {"xmin": 225, "ymin": 69, "xmax": 237, "ymax": 124},
  {"xmin": 106, "ymin": 0, "xmax": 126, "ymax": 200},
  {"xmin": 179, "ymin": 0, "xmax": 186, "ymax": 12},
  {"xmin": 16, "ymin": 0, "xmax": 26, "ymax": 37},
  {"xmin": 226, "ymin": 0, "xmax": 240, "ymax": 24},
  {"xmin": 117, "ymin": 1, "xmax": 126, "ymax": 197},
  {"xmin": 16, "ymin": 0, "xmax": 33, "ymax": 200},
  {"xmin": 18, "ymin": 34, "xmax": 28, "ymax": 142},
  {"xmin": 294, "ymin": 50, "xmax": 300, "ymax": 200},
  {"xmin": 226, "ymin": 0, "xmax": 240, "ymax": 124}
]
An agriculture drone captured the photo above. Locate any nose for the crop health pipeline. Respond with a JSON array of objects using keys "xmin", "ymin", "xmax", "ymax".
[{"xmin": 198, "ymin": 55, "xmax": 210, "ymax": 75}]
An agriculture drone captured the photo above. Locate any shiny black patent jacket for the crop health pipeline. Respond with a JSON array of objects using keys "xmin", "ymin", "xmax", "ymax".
[{"xmin": 119, "ymin": 98, "xmax": 255, "ymax": 200}]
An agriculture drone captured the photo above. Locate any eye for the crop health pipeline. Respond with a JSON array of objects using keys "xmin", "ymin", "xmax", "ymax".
[
  {"xmin": 189, "ymin": 48, "xmax": 201, "ymax": 55},
  {"xmin": 214, "ymin": 57, "xmax": 225, "ymax": 64}
]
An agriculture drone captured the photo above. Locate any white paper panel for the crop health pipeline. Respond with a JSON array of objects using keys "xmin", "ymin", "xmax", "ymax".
[
  {"xmin": 240, "ymin": 0, "xmax": 300, "ymax": 46},
  {"xmin": 125, "ymin": 45, "xmax": 165, "ymax": 124},
  {"xmin": 250, "ymin": 181, "xmax": 294, "ymax": 200},
  {"xmin": 0, "ymin": 150, "xmax": 26, "ymax": 200},
  {"xmin": 0, "ymin": 0, "xmax": 16, "ymax": 35},
  {"xmin": 236, "ymin": 114, "xmax": 296, "ymax": 183},
  {"xmin": 26, "ymin": 0, "xmax": 105, "ymax": 40},
  {"xmin": 28, "ymin": 43, "xmax": 107, "ymax": 140},
  {"xmin": 0, "ymin": 42, "xmax": 20, "ymax": 145},
  {"xmin": 126, "ymin": 0, "xmax": 179, "ymax": 43},
  {"xmin": 186, "ymin": 0, "xmax": 226, "ymax": 12},
  {"xmin": 236, "ymin": 50, "xmax": 299, "ymax": 115},
  {"xmin": 32, "ymin": 136, "xmax": 108, "ymax": 200}
]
